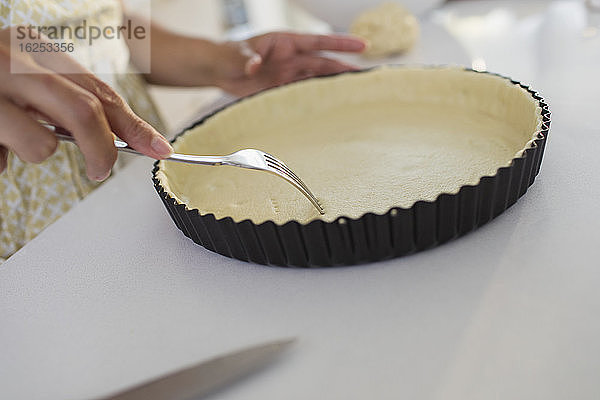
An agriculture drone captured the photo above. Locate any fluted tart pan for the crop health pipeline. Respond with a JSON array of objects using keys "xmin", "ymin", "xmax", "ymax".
[{"xmin": 152, "ymin": 66, "xmax": 550, "ymax": 267}]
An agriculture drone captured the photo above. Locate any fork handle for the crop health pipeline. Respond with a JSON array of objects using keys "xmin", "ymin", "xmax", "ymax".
[{"xmin": 44, "ymin": 123, "xmax": 224, "ymax": 166}]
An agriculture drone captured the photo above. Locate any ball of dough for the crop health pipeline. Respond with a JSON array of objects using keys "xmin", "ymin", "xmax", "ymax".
[{"xmin": 350, "ymin": 2, "xmax": 420, "ymax": 58}]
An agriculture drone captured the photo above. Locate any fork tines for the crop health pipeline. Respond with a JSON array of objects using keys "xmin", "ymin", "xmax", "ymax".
[{"xmin": 263, "ymin": 154, "xmax": 324, "ymax": 215}]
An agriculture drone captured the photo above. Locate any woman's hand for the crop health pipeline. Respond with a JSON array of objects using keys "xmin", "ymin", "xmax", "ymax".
[
  {"xmin": 212, "ymin": 32, "xmax": 366, "ymax": 96},
  {"xmin": 0, "ymin": 28, "xmax": 173, "ymax": 181},
  {"xmin": 130, "ymin": 19, "xmax": 366, "ymax": 97}
]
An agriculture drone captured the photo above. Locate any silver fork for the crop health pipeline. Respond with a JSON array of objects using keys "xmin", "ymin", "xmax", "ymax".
[{"xmin": 44, "ymin": 124, "xmax": 324, "ymax": 215}]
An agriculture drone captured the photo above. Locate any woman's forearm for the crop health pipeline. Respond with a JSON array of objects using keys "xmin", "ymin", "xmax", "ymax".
[{"xmin": 125, "ymin": 13, "xmax": 222, "ymax": 87}]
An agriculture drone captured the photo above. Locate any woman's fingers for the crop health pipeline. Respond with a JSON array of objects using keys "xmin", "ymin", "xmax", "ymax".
[
  {"xmin": 0, "ymin": 43, "xmax": 58, "ymax": 172},
  {"xmin": 284, "ymin": 56, "xmax": 358, "ymax": 82},
  {"xmin": 4, "ymin": 66, "xmax": 116, "ymax": 181},
  {"xmin": 56, "ymin": 74, "xmax": 173, "ymax": 159},
  {"xmin": 0, "ymin": 98, "xmax": 57, "ymax": 165},
  {"xmin": 291, "ymin": 33, "xmax": 367, "ymax": 54},
  {"xmin": 27, "ymin": 41, "xmax": 173, "ymax": 160},
  {"xmin": 1, "ymin": 44, "xmax": 115, "ymax": 180}
]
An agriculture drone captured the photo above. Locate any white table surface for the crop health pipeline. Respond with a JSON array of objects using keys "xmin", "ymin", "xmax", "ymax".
[{"xmin": 2, "ymin": 1, "xmax": 600, "ymax": 399}]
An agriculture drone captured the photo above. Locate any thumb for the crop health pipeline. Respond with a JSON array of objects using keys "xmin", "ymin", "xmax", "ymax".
[
  {"xmin": 239, "ymin": 41, "xmax": 263, "ymax": 76},
  {"xmin": 244, "ymin": 54, "xmax": 263, "ymax": 76}
]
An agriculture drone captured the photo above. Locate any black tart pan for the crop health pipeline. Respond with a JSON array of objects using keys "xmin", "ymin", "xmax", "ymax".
[{"xmin": 152, "ymin": 68, "xmax": 550, "ymax": 268}]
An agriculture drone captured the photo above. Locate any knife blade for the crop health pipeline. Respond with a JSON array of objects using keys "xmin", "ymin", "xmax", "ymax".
[{"xmin": 98, "ymin": 338, "xmax": 295, "ymax": 400}]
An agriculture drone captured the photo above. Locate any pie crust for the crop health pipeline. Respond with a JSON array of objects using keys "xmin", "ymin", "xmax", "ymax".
[
  {"xmin": 153, "ymin": 67, "xmax": 550, "ymax": 267},
  {"xmin": 157, "ymin": 67, "xmax": 542, "ymax": 225}
]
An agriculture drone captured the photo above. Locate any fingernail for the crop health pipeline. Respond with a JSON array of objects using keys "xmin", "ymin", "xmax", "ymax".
[
  {"xmin": 344, "ymin": 35, "xmax": 369, "ymax": 51},
  {"xmin": 151, "ymin": 135, "xmax": 174, "ymax": 158},
  {"xmin": 354, "ymin": 40, "xmax": 368, "ymax": 51},
  {"xmin": 94, "ymin": 169, "xmax": 111, "ymax": 182}
]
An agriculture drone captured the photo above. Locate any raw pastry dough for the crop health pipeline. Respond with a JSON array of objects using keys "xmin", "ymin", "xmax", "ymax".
[
  {"xmin": 350, "ymin": 2, "xmax": 420, "ymax": 58},
  {"xmin": 157, "ymin": 67, "xmax": 542, "ymax": 225}
]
